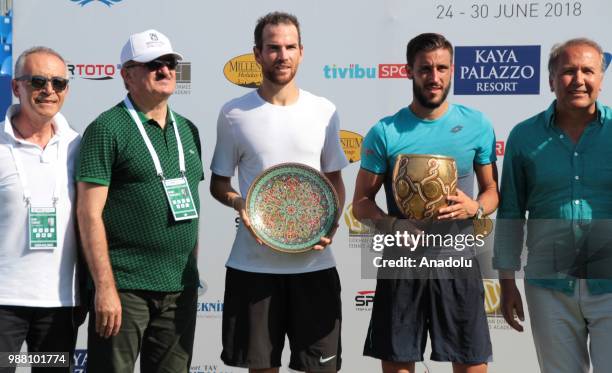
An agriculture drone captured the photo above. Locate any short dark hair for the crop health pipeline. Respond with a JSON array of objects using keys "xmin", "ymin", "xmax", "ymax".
[
  {"xmin": 548, "ymin": 37, "xmax": 606, "ymax": 76},
  {"xmin": 254, "ymin": 11, "xmax": 301, "ymax": 50},
  {"xmin": 406, "ymin": 33, "xmax": 453, "ymax": 67}
]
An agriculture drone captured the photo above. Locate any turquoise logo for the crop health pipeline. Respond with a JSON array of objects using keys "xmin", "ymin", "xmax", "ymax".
[
  {"xmin": 71, "ymin": 0, "xmax": 122, "ymax": 7},
  {"xmin": 451, "ymin": 125, "xmax": 464, "ymax": 133}
]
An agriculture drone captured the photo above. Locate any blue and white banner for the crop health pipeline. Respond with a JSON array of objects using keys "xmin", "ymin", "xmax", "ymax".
[{"xmin": 454, "ymin": 45, "xmax": 541, "ymax": 95}]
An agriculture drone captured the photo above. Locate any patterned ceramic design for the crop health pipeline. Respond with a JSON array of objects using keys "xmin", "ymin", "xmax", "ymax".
[
  {"xmin": 392, "ymin": 154, "xmax": 458, "ymax": 219},
  {"xmin": 246, "ymin": 163, "xmax": 339, "ymax": 253}
]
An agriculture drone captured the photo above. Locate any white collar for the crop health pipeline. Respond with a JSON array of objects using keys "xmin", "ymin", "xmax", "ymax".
[{"xmin": 2, "ymin": 104, "xmax": 76, "ymax": 144}]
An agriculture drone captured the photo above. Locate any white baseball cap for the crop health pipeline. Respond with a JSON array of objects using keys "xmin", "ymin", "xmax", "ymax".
[{"xmin": 120, "ymin": 29, "xmax": 183, "ymax": 65}]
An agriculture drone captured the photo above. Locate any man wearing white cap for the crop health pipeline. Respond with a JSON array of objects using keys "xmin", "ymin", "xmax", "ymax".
[{"xmin": 77, "ymin": 29, "xmax": 203, "ymax": 373}]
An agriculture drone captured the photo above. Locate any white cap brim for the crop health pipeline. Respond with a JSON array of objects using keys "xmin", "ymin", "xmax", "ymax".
[{"xmin": 131, "ymin": 51, "xmax": 183, "ymax": 63}]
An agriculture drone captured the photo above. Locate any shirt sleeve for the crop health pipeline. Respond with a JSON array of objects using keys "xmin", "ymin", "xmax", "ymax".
[
  {"xmin": 359, "ymin": 122, "xmax": 388, "ymax": 174},
  {"xmin": 185, "ymin": 119, "xmax": 205, "ymax": 181},
  {"xmin": 210, "ymin": 109, "xmax": 238, "ymax": 177},
  {"xmin": 493, "ymin": 127, "xmax": 528, "ymax": 271},
  {"xmin": 320, "ymin": 110, "xmax": 349, "ymax": 173},
  {"xmin": 76, "ymin": 119, "xmax": 115, "ymax": 186},
  {"xmin": 475, "ymin": 113, "xmax": 497, "ymax": 165}
]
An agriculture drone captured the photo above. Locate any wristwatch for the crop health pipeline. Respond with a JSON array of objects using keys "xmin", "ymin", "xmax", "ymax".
[{"xmin": 474, "ymin": 202, "xmax": 484, "ymax": 220}]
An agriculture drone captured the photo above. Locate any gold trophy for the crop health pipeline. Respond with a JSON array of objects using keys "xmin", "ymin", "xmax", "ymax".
[
  {"xmin": 392, "ymin": 154, "xmax": 457, "ymax": 220},
  {"xmin": 392, "ymin": 154, "xmax": 493, "ymax": 237}
]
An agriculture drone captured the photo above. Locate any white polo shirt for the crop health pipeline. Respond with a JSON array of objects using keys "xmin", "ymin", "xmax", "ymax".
[{"xmin": 0, "ymin": 104, "xmax": 80, "ymax": 307}]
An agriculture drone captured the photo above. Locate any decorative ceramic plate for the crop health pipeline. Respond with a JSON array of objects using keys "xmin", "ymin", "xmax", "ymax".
[{"xmin": 246, "ymin": 163, "xmax": 339, "ymax": 253}]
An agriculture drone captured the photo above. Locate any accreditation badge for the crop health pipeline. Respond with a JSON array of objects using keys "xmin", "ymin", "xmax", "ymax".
[
  {"xmin": 163, "ymin": 177, "xmax": 198, "ymax": 221},
  {"xmin": 28, "ymin": 207, "xmax": 58, "ymax": 249}
]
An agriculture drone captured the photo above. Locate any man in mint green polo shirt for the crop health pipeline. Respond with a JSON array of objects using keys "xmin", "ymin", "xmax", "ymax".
[
  {"xmin": 494, "ymin": 38, "xmax": 612, "ymax": 373},
  {"xmin": 76, "ymin": 29, "xmax": 203, "ymax": 373}
]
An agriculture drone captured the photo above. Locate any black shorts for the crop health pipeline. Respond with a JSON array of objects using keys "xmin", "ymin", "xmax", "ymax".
[
  {"xmin": 363, "ymin": 278, "xmax": 492, "ymax": 364},
  {"xmin": 221, "ymin": 267, "xmax": 342, "ymax": 372}
]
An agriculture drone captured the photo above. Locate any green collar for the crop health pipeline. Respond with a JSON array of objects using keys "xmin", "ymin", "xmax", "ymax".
[
  {"xmin": 126, "ymin": 94, "xmax": 172, "ymax": 127},
  {"xmin": 544, "ymin": 100, "xmax": 605, "ymax": 128}
]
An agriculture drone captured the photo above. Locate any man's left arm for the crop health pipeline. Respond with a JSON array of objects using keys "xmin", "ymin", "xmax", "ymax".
[{"xmin": 438, "ymin": 162, "xmax": 499, "ymax": 219}]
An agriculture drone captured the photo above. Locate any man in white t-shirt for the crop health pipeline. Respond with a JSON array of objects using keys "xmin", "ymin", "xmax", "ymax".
[
  {"xmin": 210, "ymin": 11, "xmax": 348, "ymax": 373},
  {"xmin": 0, "ymin": 47, "xmax": 80, "ymax": 373}
]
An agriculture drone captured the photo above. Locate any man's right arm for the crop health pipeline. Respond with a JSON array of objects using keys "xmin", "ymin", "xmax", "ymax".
[
  {"xmin": 352, "ymin": 168, "xmax": 398, "ymax": 232},
  {"xmin": 493, "ymin": 129, "xmax": 528, "ymax": 332},
  {"xmin": 209, "ymin": 173, "xmax": 261, "ymax": 244},
  {"xmin": 77, "ymin": 181, "xmax": 122, "ymax": 338}
]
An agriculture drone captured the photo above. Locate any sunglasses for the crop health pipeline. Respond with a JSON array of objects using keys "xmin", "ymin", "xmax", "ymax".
[
  {"xmin": 125, "ymin": 58, "xmax": 179, "ymax": 71},
  {"xmin": 15, "ymin": 75, "xmax": 69, "ymax": 92}
]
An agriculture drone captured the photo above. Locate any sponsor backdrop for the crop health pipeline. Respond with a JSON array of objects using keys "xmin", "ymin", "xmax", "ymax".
[{"xmin": 12, "ymin": 0, "xmax": 612, "ymax": 372}]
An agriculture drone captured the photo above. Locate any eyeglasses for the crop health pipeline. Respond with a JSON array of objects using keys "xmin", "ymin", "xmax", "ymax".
[
  {"xmin": 124, "ymin": 58, "xmax": 179, "ymax": 71},
  {"xmin": 15, "ymin": 75, "xmax": 69, "ymax": 92}
]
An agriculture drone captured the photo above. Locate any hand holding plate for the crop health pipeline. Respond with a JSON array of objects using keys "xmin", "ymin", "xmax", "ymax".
[
  {"xmin": 312, "ymin": 223, "xmax": 339, "ymax": 250},
  {"xmin": 233, "ymin": 197, "xmax": 263, "ymax": 245}
]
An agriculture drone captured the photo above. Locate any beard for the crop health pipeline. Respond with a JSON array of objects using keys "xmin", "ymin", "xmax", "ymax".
[
  {"xmin": 413, "ymin": 81, "xmax": 451, "ymax": 109},
  {"xmin": 261, "ymin": 62, "xmax": 298, "ymax": 85}
]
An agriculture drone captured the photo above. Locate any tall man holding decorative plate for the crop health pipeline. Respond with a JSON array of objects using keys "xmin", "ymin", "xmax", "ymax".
[{"xmin": 210, "ymin": 11, "xmax": 348, "ymax": 373}]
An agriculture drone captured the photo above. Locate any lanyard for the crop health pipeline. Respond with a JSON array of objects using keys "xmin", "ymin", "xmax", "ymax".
[
  {"xmin": 123, "ymin": 96, "xmax": 185, "ymax": 179},
  {"xmin": 8, "ymin": 137, "xmax": 61, "ymax": 207}
]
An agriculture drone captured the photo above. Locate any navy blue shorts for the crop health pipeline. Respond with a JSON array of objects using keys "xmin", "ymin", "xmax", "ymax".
[{"xmin": 363, "ymin": 278, "xmax": 492, "ymax": 364}]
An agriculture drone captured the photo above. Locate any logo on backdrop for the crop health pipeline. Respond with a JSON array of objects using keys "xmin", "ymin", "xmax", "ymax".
[
  {"xmin": 190, "ymin": 363, "xmax": 239, "ymax": 373},
  {"xmin": 454, "ymin": 45, "xmax": 541, "ymax": 95},
  {"xmin": 483, "ymin": 279, "xmax": 512, "ymax": 330},
  {"xmin": 197, "ymin": 278, "xmax": 221, "ymax": 318},
  {"xmin": 483, "ymin": 280, "xmax": 501, "ymax": 315},
  {"xmin": 224, "ymin": 53, "xmax": 262, "ymax": 88},
  {"xmin": 339, "ymin": 130, "xmax": 364, "ymax": 163},
  {"xmin": 344, "ymin": 203, "xmax": 369, "ymax": 236},
  {"xmin": 73, "ymin": 349, "xmax": 87, "ymax": 373},
  {"xmin": 323, "ymin": 63, "xmax": 407, "ymax": 79},
  {"xmin": 175, "ymin": 62, "xmax": 192, "ymax": 95},
  {"xmin": 70, "ymin": 0, "xmax": 122, "ymax": 7},
  {"xmin": 67, "ymin": 63, "xmax": 119, "ymax": 80},
  {"xmin": 197, "ymin": 298, "xmax": 223, "ymax": 318},
  {"xmin": 355, "ymin": 290, "xmax": 375, "ymax": 311},
  {"xmin": 496, "ymin": 141, "xmax": 505, "ymax": 156},
  {"xmin": 605, "ymin": 52, "xmax": 612, "ymax": 71}
]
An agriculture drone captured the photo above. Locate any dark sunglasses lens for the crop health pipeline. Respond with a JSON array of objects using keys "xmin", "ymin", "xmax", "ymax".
[
  {"xmin": 51, "ymin": 78, "xmax": 68, "ymax": 91},
  {"xmin": 145, "ymin": 59, "xmax": 178, "ymax": 71},
  {"xmin": 144, "ymin": 60, "xmax": 163, "ymax": 71},
  {"xmin": 166, "ymin": 59, "xmax": 178, "ymax": 70},
  {"xmin": 25, "ymin": 76, "xmax": 68, "ymax": 91},
  {"xmin": 29, "ymin": 76, "xmax": 48, "ymax": 89}
]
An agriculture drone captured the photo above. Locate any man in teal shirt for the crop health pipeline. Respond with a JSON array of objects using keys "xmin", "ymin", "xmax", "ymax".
[
  {"xmin": 356, "ymin": 33, "xmax": 499, "ymax": 373},
  {"xmin": 494, "ymin": 38, "xmax": 612, "ymax": 373}
]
